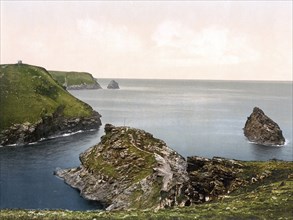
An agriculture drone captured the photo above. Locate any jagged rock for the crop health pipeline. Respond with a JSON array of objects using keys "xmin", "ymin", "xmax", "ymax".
[
  {"xmin": 107, "ymin": 80, "xmax": 119, "ymax": 89},
  {"xmin": 56, "ymin": 124, "xmax": 189, "ymax": 210},
  {"xmin": 186, "ymin": 156, "xmax": 246, "ymax": 202},
  {"xmin": 244, "ymin": 107, "xmax": 285, "ymax": 146}
]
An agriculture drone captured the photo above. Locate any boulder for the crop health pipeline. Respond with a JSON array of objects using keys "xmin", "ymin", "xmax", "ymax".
[
  {"xmin": 107, "ymin": 80, "xmax": 119, "ymax": 89},
  {"xmin": 243, "ymin": 107, "xmax": 285, "ymax": 146}
]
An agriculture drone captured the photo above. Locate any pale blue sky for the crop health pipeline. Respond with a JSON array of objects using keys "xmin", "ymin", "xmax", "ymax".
[{"xmin": 1, "ymin": 1, "xmax": 292, "ymax": 80}]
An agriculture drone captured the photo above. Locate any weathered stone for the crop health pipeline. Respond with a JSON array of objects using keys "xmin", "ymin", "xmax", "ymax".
[
  {"xmin": 244, "ymin": 107, "xmax": 285, "ymax": 146},
  {"xmin": 186, "ymin": 156, "xmax": 248, "ymax": 201}
]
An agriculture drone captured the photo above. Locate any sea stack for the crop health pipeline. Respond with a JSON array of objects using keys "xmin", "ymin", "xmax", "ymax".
[
  {"xmin": 243, "ymin": 107, "xmax": 285, "ymax": 146},
  {"xmin": 107, "ymin": 80, "xmax": 119, "ymax": 89}
]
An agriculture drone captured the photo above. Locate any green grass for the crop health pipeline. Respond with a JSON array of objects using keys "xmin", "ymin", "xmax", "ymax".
[
  {"xmin": 0, "ymin": 64, "xmax": 95, "ymax": 131},
  {"xmin": 49, "ymin": 70, "xmax": 97, "ymax": 86}
]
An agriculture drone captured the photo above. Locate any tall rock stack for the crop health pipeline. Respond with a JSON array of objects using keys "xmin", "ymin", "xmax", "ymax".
[{"xmin": 243, "ymin": 107, "xmax": 285, "ymax": 146}]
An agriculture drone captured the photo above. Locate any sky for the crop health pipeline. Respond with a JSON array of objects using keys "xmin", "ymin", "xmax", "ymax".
[{"xmin": 0, "ymin": 1, "xmax": 292, "ymax": 81}]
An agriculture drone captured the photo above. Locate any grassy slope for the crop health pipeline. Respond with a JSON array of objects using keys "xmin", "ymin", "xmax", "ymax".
[
  {"xmin": 49, "ymin": 70, "xmax": 96, "ymax": 86},
  {"xmin": 0, "ymin": 161, "xmax": 292, "ymax": 219},
  {"xmin": 0, "ymin": 64, "xmax": 94, "ymax": 131}
]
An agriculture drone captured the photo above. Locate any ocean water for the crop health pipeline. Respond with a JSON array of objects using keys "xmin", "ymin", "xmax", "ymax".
[{"xmin": 0, "ymin": 79, "xmax": 292, "ymax": 210}]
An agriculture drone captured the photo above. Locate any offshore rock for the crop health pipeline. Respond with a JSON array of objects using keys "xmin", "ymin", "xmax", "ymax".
[
  {"xmin": 56, "ymin": 124, "xmax": 190, "ymax": 210},
  {"xmin": 244, "ymin": 107, "xmax": 285, "ymax": 146},
  {"xmin": 107, "ymin": 80, "xmax": 119, "ymax": 89}
]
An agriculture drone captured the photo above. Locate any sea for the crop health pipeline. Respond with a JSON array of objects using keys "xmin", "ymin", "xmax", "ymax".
[{"xmin": 0, "ymin": 79, "xmax": 292, "ymax": 210}]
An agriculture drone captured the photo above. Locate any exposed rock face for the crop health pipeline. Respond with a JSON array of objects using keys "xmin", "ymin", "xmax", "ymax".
[
  {"xmin": 0, "ymin": 108, "xmax": 102, "ymax": 146},
  {"xmin": 244, "ymin": 107, "xmax": 285, "ymax": 146},
  {"xmin": 107, "ymin": 80, "xmax": 119, "ymax": 89},
  {"xmin": 56, "ymin": 125, "xmax": 261, "ymax": 211},
  {"xmin": 56, "ymin": 124, "xmax": 190, "ymax": 210},
  {"xmin": 186, "ymin": 156, "xmax": 247, "ymax": 203}
]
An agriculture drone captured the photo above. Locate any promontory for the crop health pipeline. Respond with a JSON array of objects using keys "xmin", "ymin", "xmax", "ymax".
[
  {"xmin": 56, "ymin": 124, "xmax": 293, "ymax": 212},
  {"xmin": 0, "ymin": 63, "xmax": 102, "ymax": 146},
  {"xmin": 49, "ymin": 70, "xmax": 102, "ymax": 90}
]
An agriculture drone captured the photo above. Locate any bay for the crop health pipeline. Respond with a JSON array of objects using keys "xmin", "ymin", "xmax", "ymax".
[{"xmin": 0, "ymin": 79, "xmax": 292, "ymax": 210}]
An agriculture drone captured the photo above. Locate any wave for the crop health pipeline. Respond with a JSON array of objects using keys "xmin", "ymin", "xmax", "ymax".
[{"xmin": 247, "ymin": 139, "xmax": 290, "ymax": 147}]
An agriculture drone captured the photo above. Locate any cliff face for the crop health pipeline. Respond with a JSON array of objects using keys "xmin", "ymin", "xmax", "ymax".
[
  {"xmin": 244, "ymin": 107, "xmax": 285, "ymax": 146},
  {"xmin": 0, "ymin": 64, "xmax": 102, "ymax": 146},
  {"xmin": 56, "ymin": 124, "xmax": 190, "ymax": 210}
]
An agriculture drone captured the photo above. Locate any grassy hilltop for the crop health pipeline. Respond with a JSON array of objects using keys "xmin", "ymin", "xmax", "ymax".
[
  {"xmin": 49, "ymin": 70, "xmax": 101, "ymax": 88},
  {"xmin": 0, "ymin": 64, "xmax": 95, "ymax": 131}
]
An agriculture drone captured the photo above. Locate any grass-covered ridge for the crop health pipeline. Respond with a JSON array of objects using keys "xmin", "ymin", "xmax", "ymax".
[
  {"xmin": 49, "ymin": 70, "xmax": 98, "ymax": 87},
  {"xmin": 1, "ymin": 160, "xmax": 292, "ymax": 219},
  {"xmin": 0, "ymin": 64, "xmax": 95, "ymax": 131}
]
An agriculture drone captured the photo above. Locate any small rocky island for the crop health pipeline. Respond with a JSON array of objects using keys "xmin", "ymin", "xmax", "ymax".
[
  {"xmin": 107, "ymin": 80, "xmax": 120, "ymax": 89},
  {"xmin": 244, "ymin": 107, "xmax": 285, "ymax": 146},
  {"xmin": 0, "ymin": 64, "xmax": 102, "ymax": 146},
  {"xmin": 56, "ymin": 124, "xmax": 289, "ymax": 211}
]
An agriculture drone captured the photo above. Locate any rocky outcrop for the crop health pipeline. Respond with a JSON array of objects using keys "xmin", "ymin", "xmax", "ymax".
[
  {"xmin": 244, "ymin": 107, "xmax": 285, "ymax": 146},
  {"xmin": 186, "ymin": 156, "xmax": 247, "ymax": 203},
  {"xmin": 56, "ymin": 125, "xmax": 266, "ymax": 211},
  {"xmin": 0, "ymin": 107, "xmax": 102, "ymax": 146},
  {"xmin": 107, "ymin": 80, "xmax": 119, "ymax": 89},
  {"xmin": 56, "ymin": 124, "xmax": 190, "ymax": 210}
]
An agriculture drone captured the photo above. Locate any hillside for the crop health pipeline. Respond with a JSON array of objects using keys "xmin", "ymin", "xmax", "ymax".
[
  {"xmin": 49, "ymin": 70, "xmax": 102, "ymax": 89},
  {"xmin": 0, "ymin": 63, "xmax": 102, "ymax": 145}
]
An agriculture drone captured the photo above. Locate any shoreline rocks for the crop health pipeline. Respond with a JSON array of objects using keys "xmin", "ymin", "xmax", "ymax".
[
  {"xmin": 244, "ymin": 107, "xmax": 285, "ymax": 146},
  {"xmin": 0, "ymin": 109, "xmax": 102, "ymax": 146},
  {"xmin": 107, "ymin": 80, "xmax": 119, "ymax": 89}
]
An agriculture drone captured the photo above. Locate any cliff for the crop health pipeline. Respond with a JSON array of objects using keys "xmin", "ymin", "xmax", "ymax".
[
  {"xmin": 49, "ymin": 70, "xmax": 102, "ymax": 90},
  {"xmin": 56, "ymin": 124, "xmax": 292, "ymax": 212},
  {"xmin": 0, "ymin": 63, "xmax": 102, "ymax": 146}
]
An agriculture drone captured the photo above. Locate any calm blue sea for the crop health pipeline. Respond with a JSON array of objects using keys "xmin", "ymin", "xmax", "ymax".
[{"xmin": 0, "ymin": 79, "xmax": 292, "ymax": 210}]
